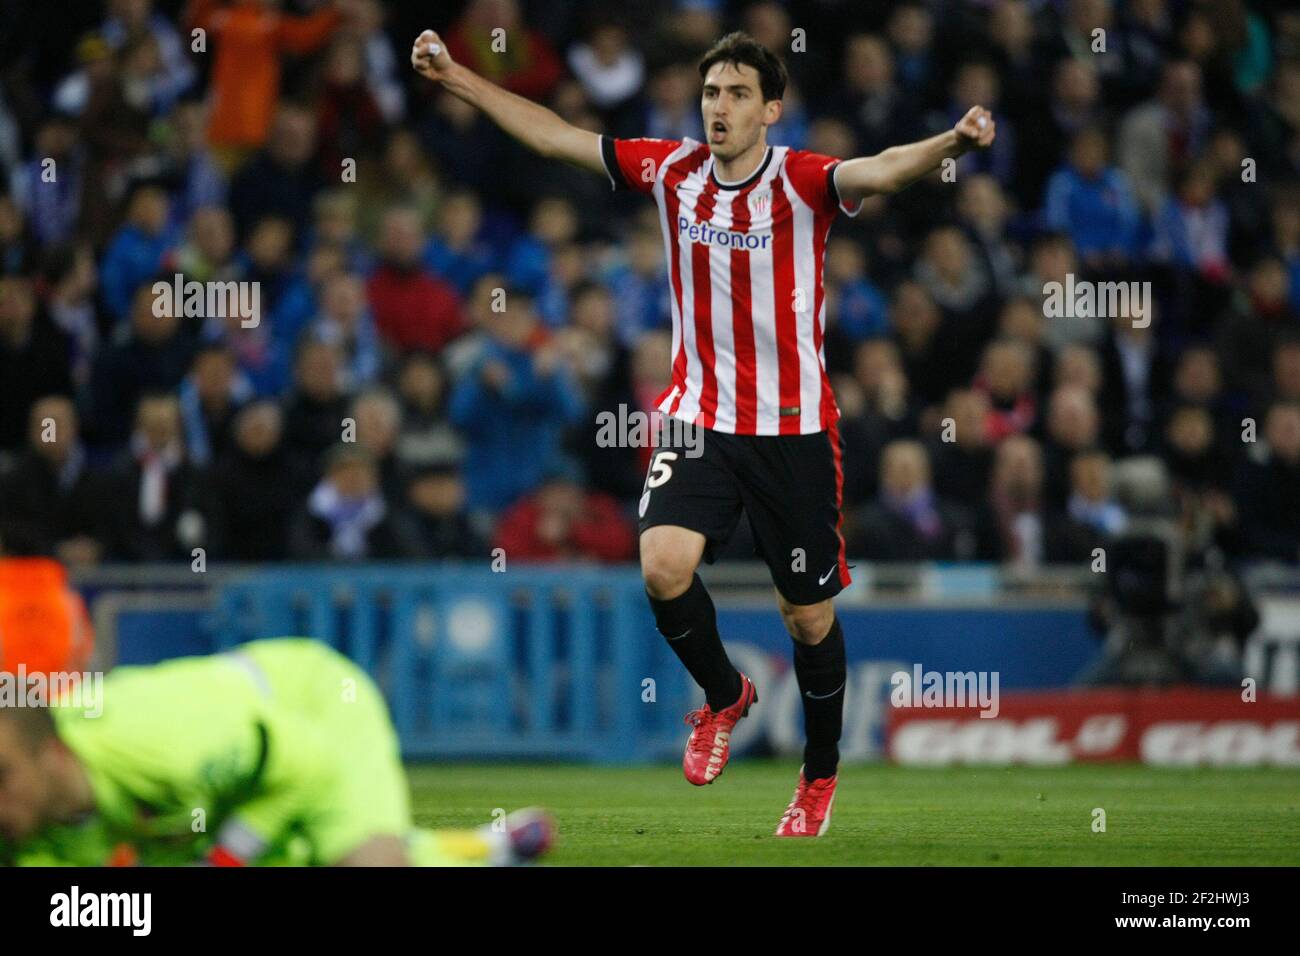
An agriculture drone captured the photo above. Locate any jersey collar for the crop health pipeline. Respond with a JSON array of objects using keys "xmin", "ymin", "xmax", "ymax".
[{"xmin": 709, "ymin": 146, "xmax": 773, "ymax": 191}]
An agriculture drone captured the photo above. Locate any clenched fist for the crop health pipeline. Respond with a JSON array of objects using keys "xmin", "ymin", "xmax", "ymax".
[
  {"xmin": 954, "ymin": 106, "xmax": 996, "ymax": 152},
  {"xmin": 411, "ymin": 29, "xmax": 454, "ymax": 82}
]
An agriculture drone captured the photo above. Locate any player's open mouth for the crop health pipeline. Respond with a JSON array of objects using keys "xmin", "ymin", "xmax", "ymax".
[{"xmin": 710, "ymin": 121, "xmax": 727, "ymax": 142}]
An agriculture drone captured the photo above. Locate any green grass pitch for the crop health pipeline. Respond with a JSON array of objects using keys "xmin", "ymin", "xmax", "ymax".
[{"xmin": 409, "ymin": 761, "xmax": 1300, "ymax": 865}]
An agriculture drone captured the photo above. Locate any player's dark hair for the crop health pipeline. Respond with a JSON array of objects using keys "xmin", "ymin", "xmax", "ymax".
[{"xmin": 698, "ymin": 32, "xmax": 787, "ymax": 102}]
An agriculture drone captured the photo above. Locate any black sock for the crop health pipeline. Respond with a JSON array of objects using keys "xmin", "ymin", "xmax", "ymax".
[
  {"xmin": 794, "ymin": 617, "xmax": 846, "ymax": 780},
  {"xmin": 648, "ymin": 574, "xmax": 742, "ymax": 710}
]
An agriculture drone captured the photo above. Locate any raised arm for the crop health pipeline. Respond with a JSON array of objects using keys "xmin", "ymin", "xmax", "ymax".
[
  {"xmin": 410, "ymin": 29, "xmax": 603, "ymax": 175},
  {"xmin": 835, "ymin": 106, "xmax": 997, "ymax": 202}
]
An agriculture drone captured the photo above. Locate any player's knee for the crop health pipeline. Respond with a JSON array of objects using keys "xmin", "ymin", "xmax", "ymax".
[
  {"xmin": 640, "ymin": 529, "xmax": 701, "ymax": 600},
  {"xmin": 642, "ymin": 555, "xmax": 695, "ymax": 600},
  {"xmin": 780, "ymin": 599, "xmax": 833, "ymax": 644}
]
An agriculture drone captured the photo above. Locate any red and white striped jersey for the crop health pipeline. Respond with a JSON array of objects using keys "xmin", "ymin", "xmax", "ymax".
[{"xmin": 600, "ymin": 135, "xmax": 862, "ymax": 435}]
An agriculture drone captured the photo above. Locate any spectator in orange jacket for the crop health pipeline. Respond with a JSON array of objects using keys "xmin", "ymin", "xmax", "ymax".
[
  {"xmin": 492, "ymin": 470, "xmax": 635, "ymax": 563},
  {"xmin": 185, "ymin": 0, "xmax": 343, "ymax": 155},
  {"xmin": 0, "ymin": 557, "xmax": 94, "ymax": 676}
]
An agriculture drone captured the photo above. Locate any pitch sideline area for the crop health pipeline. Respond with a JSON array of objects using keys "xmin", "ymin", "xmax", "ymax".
[{"xmin": 409, "ymin": 761, "xmax": 1300, "ymax": 866}]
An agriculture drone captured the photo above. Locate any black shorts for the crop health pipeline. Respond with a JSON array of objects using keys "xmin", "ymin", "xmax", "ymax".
[{"xmin": 637, "ymin": 424, "xmax": 851, "ymax": 605}]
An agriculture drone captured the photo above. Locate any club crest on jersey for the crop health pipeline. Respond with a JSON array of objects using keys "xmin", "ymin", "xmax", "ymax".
[{"xmin": 747, "ymin": 189, "xmax": 771, "ymax": 218}]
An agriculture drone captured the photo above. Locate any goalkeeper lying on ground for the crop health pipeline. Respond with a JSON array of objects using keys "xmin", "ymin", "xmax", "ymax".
[{"xmin": 0, "ymin": 639, "xmax": 553, "ymax": 866}]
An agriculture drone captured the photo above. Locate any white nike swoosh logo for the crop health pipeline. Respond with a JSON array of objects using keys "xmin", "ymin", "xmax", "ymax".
[
  {"xmin": 818, "ymin": 568, "xmax": 837, "ymax": 585},
  {"xmin": 666, "ymin": 628, "xmax": 692, "ymax": 641},
  {"xmin": 805, "ymin": 681, "xmax": 845, "ymax": 700}
]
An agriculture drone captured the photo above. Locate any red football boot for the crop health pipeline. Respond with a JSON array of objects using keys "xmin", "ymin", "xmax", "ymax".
[
  {"xmin": 681, "ymin": 673, "xmax": 758, "ymax": 786},
  {"xmin": 504, "ymin": 807, "xmax": 555, "ymax": 864},
  {"xmin": 774, "ymin": 768, "xmax": 837, "ymax": 837}
]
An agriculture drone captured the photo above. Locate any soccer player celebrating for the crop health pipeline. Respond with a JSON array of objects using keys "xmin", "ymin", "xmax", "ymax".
[
  {"xmin": 411, "ymin": 29, "xmax": 994, "ymax": 836},
  {"xmin": 0, "ymin": 639, "xmax": 553, "ymax": 866}
]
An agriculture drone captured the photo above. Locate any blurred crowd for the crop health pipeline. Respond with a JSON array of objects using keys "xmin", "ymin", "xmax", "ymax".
[{"xmin": 0, "ymin": 0, "xmax": 1298, "ymax": 570}]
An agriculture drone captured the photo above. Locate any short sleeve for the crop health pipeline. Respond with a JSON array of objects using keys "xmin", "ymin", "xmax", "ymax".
[
  {"xmin": 784, "ymin": 149, "xmax": 863, "ymax": 218},
  {"xmin": 600, "ymin": 136, "xmax": 682, "ymax": 194}
]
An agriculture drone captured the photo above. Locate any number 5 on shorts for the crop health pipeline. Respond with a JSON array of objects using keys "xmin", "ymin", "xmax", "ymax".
[
  {"xmin": 640, "ymin": 450, "xmax": 678, "ymax": 518},
  {"xmin": 647, "ymin": 451, "xmax": 678, "ymax": 488}
]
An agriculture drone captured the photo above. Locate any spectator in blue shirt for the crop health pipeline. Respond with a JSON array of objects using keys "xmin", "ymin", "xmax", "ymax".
[
  {"xmin": 1150, "ymin": 160, "xmax": 1232, "ymax": 283},
  {"xmin": 448, "ymin": 289, "xmax": 585, "ymax": 516},
  {"xmin": 9, "ymin": 117, "xmax": 85, "ymax": 249},
  {"xmin": 423, "ymin": 190, "xmax": 496, "ymax": 296},
  {"xmin": 307, "ymin": 271, "xmax": 382, "ymax": 391},
  {"xmin": 158, "ymin": 100, "xmax": 227, "ymax": 231},
  {"xmin": 825, "ymin": 237, "xmax": 888, "ymax": 343},
  {"xmin": 604, "ymin": 227, "xmax": 671, "ymax": 348},
  {"xmin": 502, "ymin": 197, "xmax": 580, "ymax": 325},
  {"xmin": 1044, "ymin": 126, "xmax": 1142, "ymax": 269},
  {"xmin": 99, "ymin": 183, "xmax": 177, "ymax": 322}
]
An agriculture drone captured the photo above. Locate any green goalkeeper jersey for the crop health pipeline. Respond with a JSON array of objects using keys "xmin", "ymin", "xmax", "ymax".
[{"xmin": 5, "ymin": 638, "xmax": 410, "ymax": 867}]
